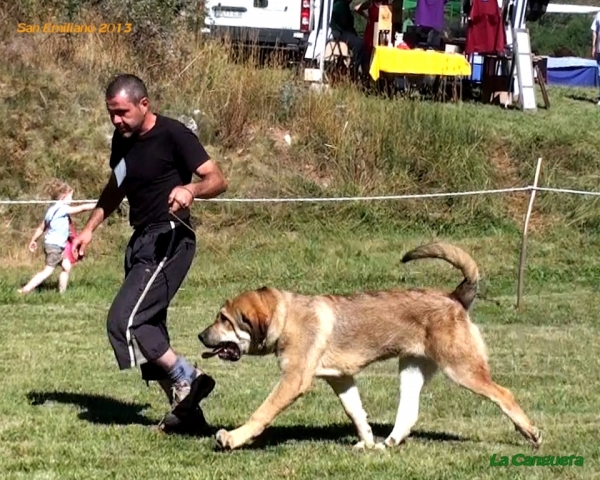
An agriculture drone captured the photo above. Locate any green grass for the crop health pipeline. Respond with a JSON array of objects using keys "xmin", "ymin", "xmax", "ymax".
[{"xmin": 1, "ymin": 221, "xmax": 599, "ymax": 479}]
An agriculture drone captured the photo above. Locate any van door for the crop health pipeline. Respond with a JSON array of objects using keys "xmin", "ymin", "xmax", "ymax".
[{"xmin": 205, "ymin": 0, "xmax": 302, "ymax": 31}]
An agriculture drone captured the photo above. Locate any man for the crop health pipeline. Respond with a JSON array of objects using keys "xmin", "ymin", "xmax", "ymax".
[
  {"xmin": 330, "ymin": 0, "xmax": 370, "ymax": 80},
  {"xmin": 71, "ymin": 73, "xmax": 228, "ymax": 432},
  {"xmin": 592, "ymin": 11, "xmax": 600, "ymax": 105}
]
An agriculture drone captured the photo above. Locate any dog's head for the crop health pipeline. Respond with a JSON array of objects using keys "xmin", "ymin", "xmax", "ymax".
[{"xmin": 198, "ymin": 287, "xmax": 279, "ymax": 361}]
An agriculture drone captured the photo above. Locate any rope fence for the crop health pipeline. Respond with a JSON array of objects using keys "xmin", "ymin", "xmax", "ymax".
[
  {"xmin": 0, "ymin": 187, "xmax": 526, "ymax": 204},
  {"xmin": 2, "ymin": 185, "xmax": 600, "ymax": 205},
  {"xmin": 1, "ymin": 158, "xmax": 599, "ymax": 308}
]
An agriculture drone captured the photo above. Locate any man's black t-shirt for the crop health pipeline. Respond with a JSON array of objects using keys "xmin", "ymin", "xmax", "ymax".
[{"xmin": 109, "ymin": 114, "xmax": 210, "ymax": 229}]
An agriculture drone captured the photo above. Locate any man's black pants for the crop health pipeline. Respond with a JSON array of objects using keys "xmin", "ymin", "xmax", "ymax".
[{"xmin": 107, "ymin": 221, "xmax": 196, "ymax": 382}]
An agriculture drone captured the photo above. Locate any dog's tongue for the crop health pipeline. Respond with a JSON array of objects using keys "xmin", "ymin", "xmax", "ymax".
[
  {"xmin": 202, "ymin": 342, "xmax": 241, "ymax": 362},
  {"xmin": 201, "ymin": 348, "xmax": 222, "ymax": 359}
]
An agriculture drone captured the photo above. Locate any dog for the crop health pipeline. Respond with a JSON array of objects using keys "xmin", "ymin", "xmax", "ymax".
[{"xmin": 198, "ymin": 242, "xmax": 542, "ymax": 451}]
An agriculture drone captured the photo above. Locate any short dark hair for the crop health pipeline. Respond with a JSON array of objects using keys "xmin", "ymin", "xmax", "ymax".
[{"xmin": 105, "ymin": 74, "xmax": 148, "ymax": 103}]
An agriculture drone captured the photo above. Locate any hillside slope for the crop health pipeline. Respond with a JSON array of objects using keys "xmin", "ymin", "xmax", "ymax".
[{"xmin": 2, "ymin": 2, "xmax": 600, "ymax": 259}]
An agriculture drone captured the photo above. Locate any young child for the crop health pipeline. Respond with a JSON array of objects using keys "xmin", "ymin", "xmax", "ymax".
[{"xmin": 19, "ymin": 180, "xmax": 96, "ymax": 294}]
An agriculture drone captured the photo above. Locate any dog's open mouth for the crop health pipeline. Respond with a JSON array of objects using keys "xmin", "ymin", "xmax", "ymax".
[{"xmin": 201, "ymin": 342, "xmax": 241, "ymax": 362}]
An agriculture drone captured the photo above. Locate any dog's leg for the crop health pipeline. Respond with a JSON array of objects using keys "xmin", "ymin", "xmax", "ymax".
[
  {"xmin": 215, "ymin": 371, "xmax": 312, "ymax": 450},
  {"xmin": 384, "ymin": 357, "xmax": 437, "ymax": 447},
  {"xmin": 325, "ymin": 376, "xmax": 383, "ymax": 451},
  {"xmin": 440, "ymin": 342, "xmax": 542, "ymax": 449},
  {"xmin": 442, "ymin": 363, "xmax": 542, "ymax": 448}
]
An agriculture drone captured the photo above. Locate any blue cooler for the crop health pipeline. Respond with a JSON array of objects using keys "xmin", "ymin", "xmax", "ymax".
[{"xmin": 469, "ymin": 54, "xmax": 484, "ymax": 83}]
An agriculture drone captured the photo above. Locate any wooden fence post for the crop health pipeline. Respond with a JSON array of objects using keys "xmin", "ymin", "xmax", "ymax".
[{"xmin": 517, "ymin": 157, "xmax": 543, "ymax": 309}]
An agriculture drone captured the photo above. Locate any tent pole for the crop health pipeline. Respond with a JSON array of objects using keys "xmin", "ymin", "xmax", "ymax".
[{"xmin": 318, "ymin": 0, "xmax": 330, "ymax": 83}]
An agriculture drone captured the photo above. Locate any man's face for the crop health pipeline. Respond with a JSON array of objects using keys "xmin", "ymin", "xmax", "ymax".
[{"xmin": 106, "ymin": 90, "xmax": 148, "ymax": 138}]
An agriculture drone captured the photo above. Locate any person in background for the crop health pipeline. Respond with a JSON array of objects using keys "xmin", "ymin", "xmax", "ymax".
[
  {"xmin": 19, "ymin": 179, "xmax": 95, "ymax": 294},
  {"xmin": 355, "ymin": 0, "xmax": 391, "ymax": 52},
  {"xmin": 330, "ymin": 0, "xmax": 371, "ymax": 80}
]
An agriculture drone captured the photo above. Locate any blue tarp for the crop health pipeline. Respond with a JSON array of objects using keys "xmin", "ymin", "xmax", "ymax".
[{"xmin": 546, "ymin": 56, "xmax": 599, "ymax": 88}]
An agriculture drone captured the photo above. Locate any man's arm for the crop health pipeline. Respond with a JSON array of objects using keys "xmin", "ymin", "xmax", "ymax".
[
  {"xmin": 168, "ymin": 160, "xmax": 228, "ymax": 213},
  {"xmin": 184, "ymin": 160, "xmax": 228, "ymax": 199},
  {"xmin": 168, "ymin": 125, "xmax": 228, "ymax": 212},
  {"xmin": 354, "ymin": 1, "xmax": 369, "ymax": 17},
  {"xmin": 82, "ymin": 173, "xmax": 126, "ymax": 233}
]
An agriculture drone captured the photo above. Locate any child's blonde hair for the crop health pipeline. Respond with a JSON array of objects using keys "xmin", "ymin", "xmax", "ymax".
[{"xmin": 46, "ymin": 179, "xmax": 73, "ymax": 201}]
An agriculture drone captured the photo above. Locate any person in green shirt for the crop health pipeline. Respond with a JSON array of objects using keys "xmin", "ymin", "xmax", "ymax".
[{"xmin": 329, "ymin": 0, "xmax": 370, "ymax": 80}]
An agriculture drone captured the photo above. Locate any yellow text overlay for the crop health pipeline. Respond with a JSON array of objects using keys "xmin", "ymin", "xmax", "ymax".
[{"xmin": 17, "ymin": 23, "xmax": 132, "ymax": 34}]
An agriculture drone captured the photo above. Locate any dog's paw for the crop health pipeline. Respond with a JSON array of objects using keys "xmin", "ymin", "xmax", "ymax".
[
  {"xmin": 384, "ymin": 436, "xmax": 401, "ymax": 448},
  {"xmin": 516, "ymin": 425, "xmax": 543, "ymax": 450},
  {"xmin": 353, "ymin": 441, "xmax": 386, "ymax": 452},
  {"xmin": 530, "ymin": 428, "xmax": 543, "ymax": 450},
  {"xmin": 215, "ymin": 429, "xmax": 235, "ymax": 450},
  {"xmin": 352, "ymin": 441, "xmax": 368, "ymax": 451}
]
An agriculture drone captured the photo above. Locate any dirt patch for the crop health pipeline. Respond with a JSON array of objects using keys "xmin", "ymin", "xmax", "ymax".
[
  {"xmin": 266, "ymin": 126, "xmax": 292, "ymax": 151},
  {"xmin": 490, "ymin": 148, "xmax": 550, "ymax": 233}
]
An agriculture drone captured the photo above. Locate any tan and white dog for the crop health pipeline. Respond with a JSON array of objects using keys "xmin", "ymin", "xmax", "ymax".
[{"xmin": 198, "ymin": 243, "xmax": 542, "ymax": 451}]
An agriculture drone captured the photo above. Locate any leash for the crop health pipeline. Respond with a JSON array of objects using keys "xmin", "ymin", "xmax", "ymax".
[
  {"xmin": 168, "ymin": 193, "xmax": 197, "ymax": 235},
  {"xmin": 169, "ymin": 209, "xmax": 196, "ymax": 235}
]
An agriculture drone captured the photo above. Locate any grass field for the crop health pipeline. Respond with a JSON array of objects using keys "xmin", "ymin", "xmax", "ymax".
[{"xmin": 1, "ymin": 221, "xmax": 599, "ymax": 480}]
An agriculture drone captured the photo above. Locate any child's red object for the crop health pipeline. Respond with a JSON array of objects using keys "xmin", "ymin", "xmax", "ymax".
[
  {"xmin": 65, "ymin": 240, "xmax": 77, "ymax": 264},
  {"xmin": 65, "ymin": 218, "xmax": 79, "ymax": 264}
]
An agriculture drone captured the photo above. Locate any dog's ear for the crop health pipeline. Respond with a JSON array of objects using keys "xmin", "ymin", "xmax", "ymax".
[
  {"xmin": 240, "ymin": 312, "xmax": 267, "ymax": 344},
  {"xmin": 238, "ymin": 288, "xmax": 277, "ymax": 344}
]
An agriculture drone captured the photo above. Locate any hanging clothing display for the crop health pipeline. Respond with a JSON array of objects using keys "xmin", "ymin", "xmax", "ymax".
[
  {"xmin": 414, "ymin": 0, "xmax": 448, "ymax": 30},
  {"xmin": 464, "ymin": 0, "xmax": 507, "ymax": 55}
]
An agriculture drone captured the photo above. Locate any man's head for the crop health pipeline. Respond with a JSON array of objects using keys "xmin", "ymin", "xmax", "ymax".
[{"xmin": 105, "ymin": 74, "xmax": 150, "ymax": 138}]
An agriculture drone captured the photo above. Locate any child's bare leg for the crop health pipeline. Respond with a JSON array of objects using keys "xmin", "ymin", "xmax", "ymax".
[
  {"xmin": 58, "ymin": 258, "xmax": 72, "ymax": 293},
  {"xmin": 19, "ymin": 266, "xmax": 55, "ymax": 293}
]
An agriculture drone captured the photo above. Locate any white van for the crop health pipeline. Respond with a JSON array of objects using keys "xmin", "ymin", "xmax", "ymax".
[{"xmin": 202, "ymin": 0, "xmax": 314, "ymax": 53}]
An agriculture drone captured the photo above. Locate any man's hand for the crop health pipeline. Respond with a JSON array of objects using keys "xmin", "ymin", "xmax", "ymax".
[
  {"xmin": 168, "ymin": 186, "xmax": 195, "ymax": 213},
  {"xmin": 28, "ymin": 240, "xmax": 37, "ymax": 252},
  {"xmin": 71, "ymin": 229, "xmax": 93, "ymax": 260}
]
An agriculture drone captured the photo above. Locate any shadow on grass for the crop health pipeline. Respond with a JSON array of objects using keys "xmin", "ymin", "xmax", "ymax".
[
  {"xmin": 209, "ymin": 422, "xmax": 467, "ymax": 450},
  {"xmin": 567, "ymin": 94, "xmax": 597, "ymax": 105},
  {"xmin": 27, "ymin": 390, "xmax": 156, "ymax": 427},
  {"xmin": 26, "ymin": 391, "xmax": 471, "ymax": 448}
]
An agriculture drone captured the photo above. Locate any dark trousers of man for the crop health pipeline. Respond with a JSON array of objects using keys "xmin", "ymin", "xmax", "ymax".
[
  {"xmin": 331, "ymin": 29, "xmax": 371, "ymax": 79},
  {"xmin": 107, "ymin": 221, "xmax": 196, "ymax": 382}
]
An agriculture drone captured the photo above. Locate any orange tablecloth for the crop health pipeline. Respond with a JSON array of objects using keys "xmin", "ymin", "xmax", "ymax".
[{"xmin": 369, "ymin": 47, "xmax": 472, "ymax": 81}]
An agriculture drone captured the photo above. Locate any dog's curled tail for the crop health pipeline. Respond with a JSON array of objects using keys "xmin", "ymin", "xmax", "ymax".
[{"xmin": 401, "ymin": 242, "xmax": 479, "ymax": 310}]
